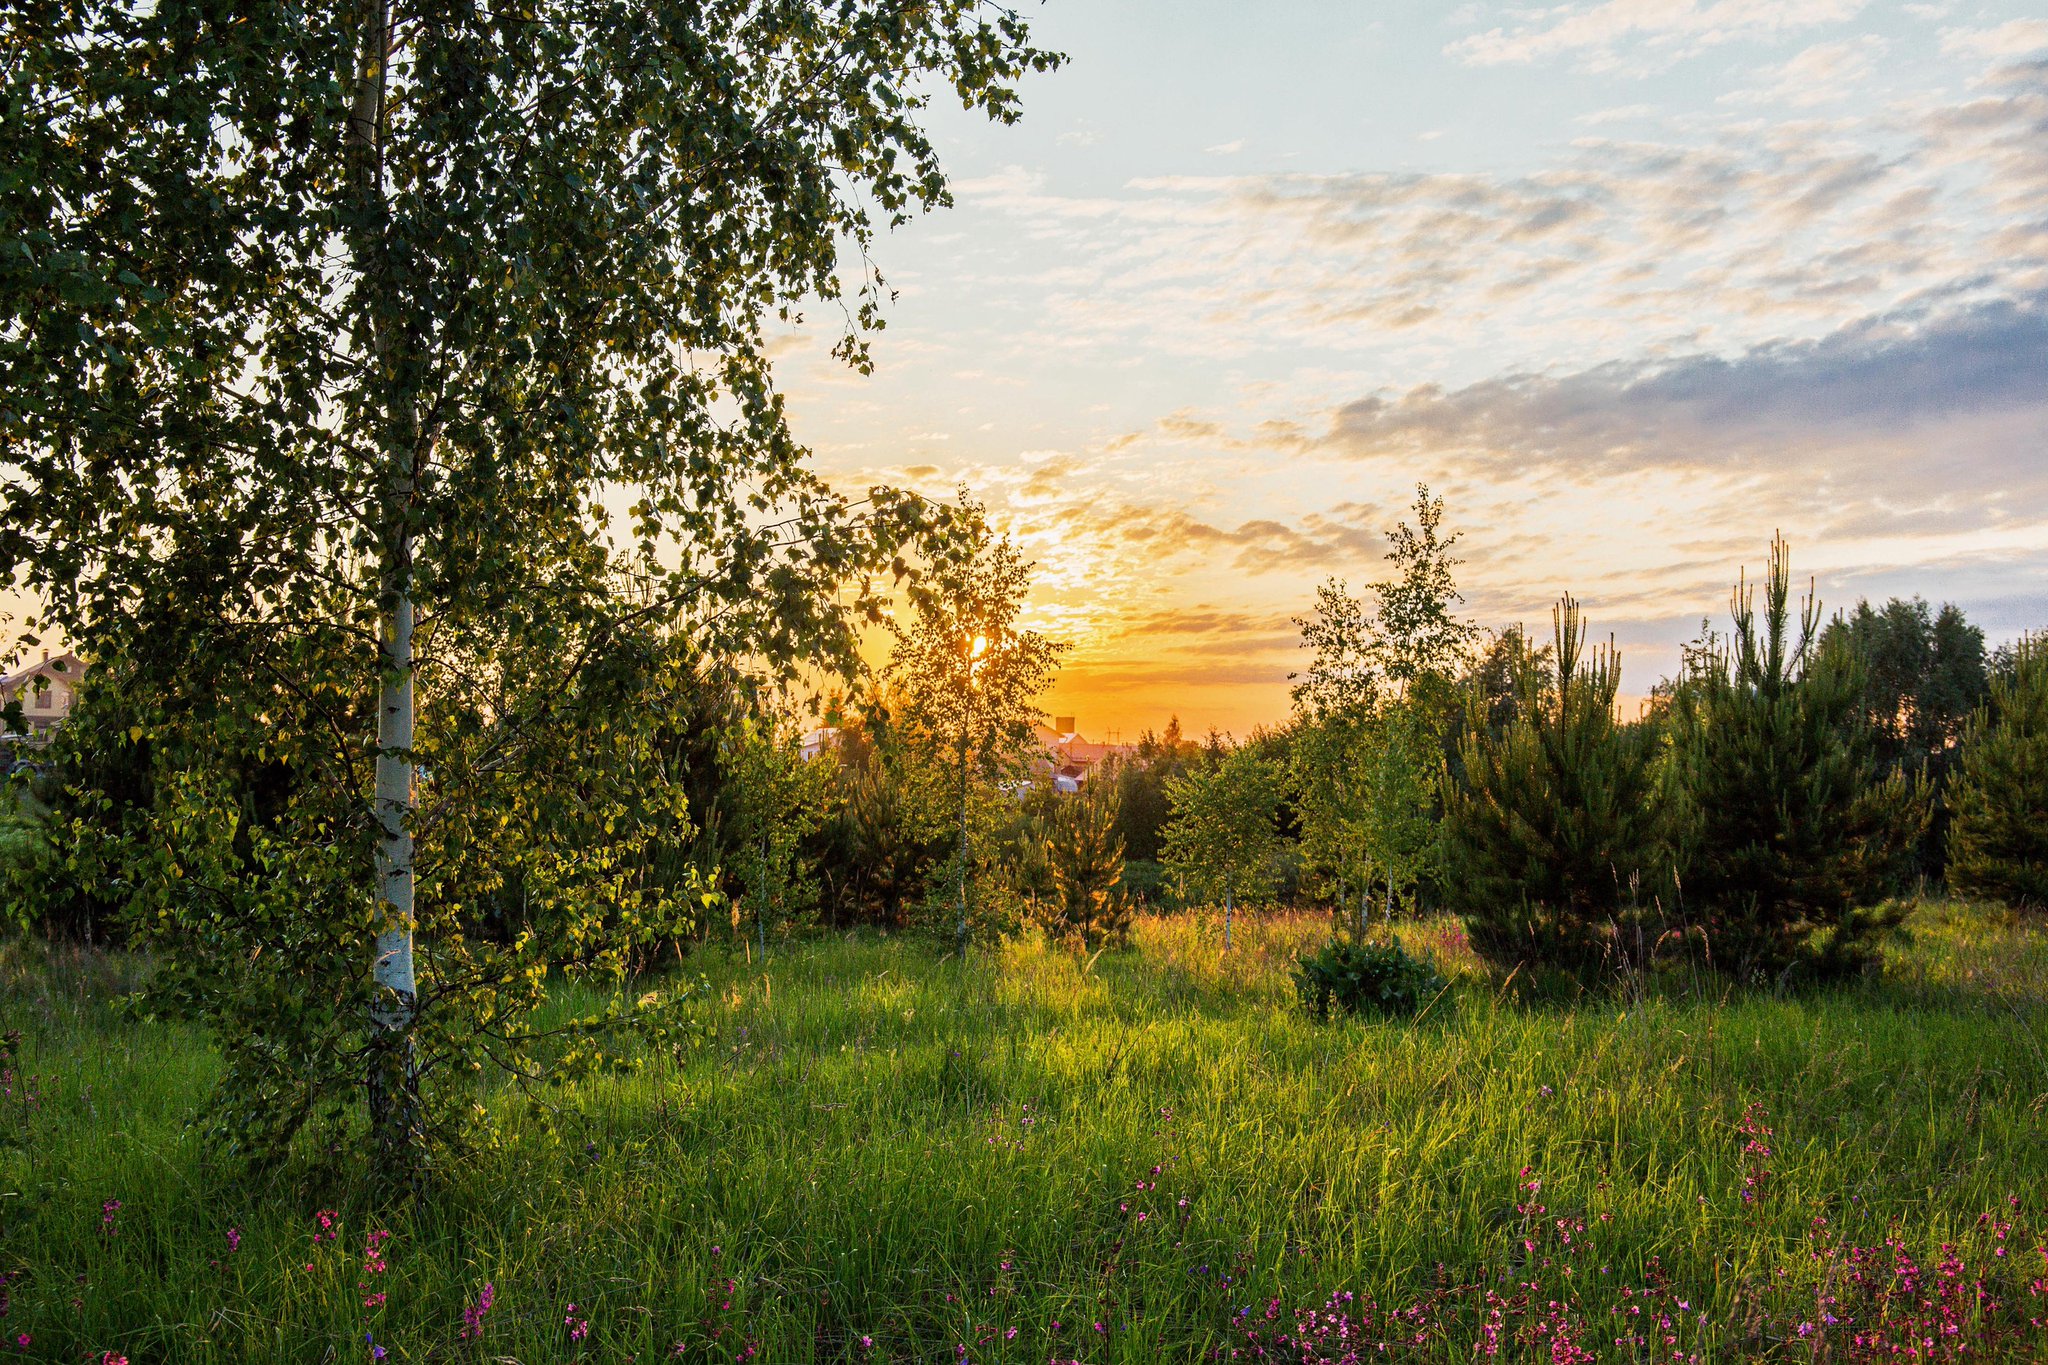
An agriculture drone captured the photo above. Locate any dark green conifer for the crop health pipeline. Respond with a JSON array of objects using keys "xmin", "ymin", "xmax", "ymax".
[
  {"xmin": 1946, "ymin": 636, "xmax": 2047, "ymax": 913},
  {"xmin": 1674, "ymin": 537, "xmax": 1925, "ymax": 982},
  {"xmin": 1443, "ymin": 595, "xmax": 1665, "ymax": 977},
  {"xmin": 1037, "ymin": 773, "xmax": 1132, "ymax": 951}
]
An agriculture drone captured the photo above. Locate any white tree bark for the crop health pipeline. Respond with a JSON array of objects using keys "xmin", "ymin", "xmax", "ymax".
[
  {"xmin": 351, "ymin": 0, "xmax": 419, "ymax": 1157},
  {"xmin": 369, "ymin": 535, "xmax": 420, "ymax": 1154},
  {"xmin": 956, "ymin": 727, "xmax": 970, "ymax": 957},
  {"xmin": 373, "ymin": 591, "xmax": 417, "ymax": 1024}
]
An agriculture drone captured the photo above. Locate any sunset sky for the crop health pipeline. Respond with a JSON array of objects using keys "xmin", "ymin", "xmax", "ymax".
[{"xmin": 773, "ymin": 0, "xmax": 2048, "ymax": 741}]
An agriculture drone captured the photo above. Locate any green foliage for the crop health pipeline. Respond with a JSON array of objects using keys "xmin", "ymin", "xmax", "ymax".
[
  {"xmin": 1162, "ymin": 745, "xmax": 1285, "ymax": 942},
  {"xmin": 1442, "ymin": 596, "xmax": 1668, "ymax": 978},
  {"xmin": 718, "ymin": 714, "xmax": 831, "ymax": 954},
  {"xmin": 1818, "ymin": 597, "xmax": 1988, "ymax": 769},
  {"xmin": 1674, "ymin": 537, "xmax": 1927, "ymax": 983},
  {"xmin": 1946, "ymin": 636, "xmax": 2048, "ymax": 913},
  {"xmin": 1293, "ymin": 702, "xmax": 1440, "ymax": 930},
  {"xmin": 1117, "ymin": 857, "xmax": 1172, "ymax": 908},
  {"xmin": 1292, "ymin": 935, "xmax": 1447, "ymax": 1022},
  {"xmin": 811, "ymin": 708, "xmax": 950, "ymax": 929},
  {"xmin": 1288, "ymin": 487, "xmax": 1478, "ymax": 926},
  {"xmin": 0, "ymin": 0, "xmax": 1056, "ymax": 1167},
  {"xmin": 1290, "ymin": 579, "xmax": 1382, "ymax": 722},
  {"xmin": 1817, "ymin": 596, "xmax": 1988, "ymax": 878},
  {"xmin": 1110, "ymin": 716, "xmax": 1203, "ymax": 862},
  {"xmin": 1034, "ymin": 775, "xmax": 1131, "ymax": 951},
  {"xmin": 887, "ymin": 500, "xmax": 1067, "ymax": 952},
  {"xmin": 1289, "ymin": 485, "xmax": 1479, "ymax": 722},
  {"xmin": 7, "ymin": 621, "xmax": 718, "ymax": 1166},
  {"xmin": 1374, "ymin": 485, "xmax": 1484, "ymax": 697},
  {"xmin": 1452, "ymin": 625, "xmax": 1555, "ymax": 747}
]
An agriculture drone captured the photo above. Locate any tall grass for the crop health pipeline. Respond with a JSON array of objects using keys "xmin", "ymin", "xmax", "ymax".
[{"xmin": 1, "ymin": 903, "xmax": 2043, "ymax": 1361}]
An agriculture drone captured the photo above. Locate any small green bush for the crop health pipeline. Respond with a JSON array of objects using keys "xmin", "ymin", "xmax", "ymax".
[{"xmin": 1292, "ymin": 936, "xmax": 1446, "ymax": 1022}]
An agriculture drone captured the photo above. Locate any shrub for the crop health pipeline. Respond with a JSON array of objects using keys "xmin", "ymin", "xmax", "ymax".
[
  {"xmin": 1293, "ymin": 936, "xmax": 1446, "ymax": 1021},
  {"xmin": 1673, "ymin": 537, "xmax": 1926, "ymax": 982},
  {"xmin": 1440, "ymin": 595, "xmax": 1667, "ymax": 978},
  {"xmin": 1947, "ymin": 635, "xmax": 2047, "ymax": 912}
]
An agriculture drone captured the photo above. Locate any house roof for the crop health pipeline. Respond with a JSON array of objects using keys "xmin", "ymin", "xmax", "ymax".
[{"xmin": 0, "ymin": 652, "xmax": 86, "ymax": 695}]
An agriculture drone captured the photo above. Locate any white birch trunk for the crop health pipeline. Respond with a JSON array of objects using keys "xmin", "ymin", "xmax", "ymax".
[
  {"xmin": 369, "ymin": 495, "xmax": 419, "ymax": 1151},
  {"xmin": 351, "ymin": 0, "xmax": 420, "ymax": 1156},
  {"xmin": 373, "ymin": 591, "xmax": 418, "ymax": 1024},
  {"xmin": 1223, "ymin": 884, "xmax": 1233, "ymax": 953},
  {"xmin": 956, "ymin": 728, "xmax": 970, "ymax": 957}
]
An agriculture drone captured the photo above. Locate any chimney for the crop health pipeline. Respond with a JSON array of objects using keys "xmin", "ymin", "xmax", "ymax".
[
  {"xmin": 1055, "ymin": 715, "xmax": 1076, "ymax": 735},
  {"xmin": 40, "ymin": 649, "xmax": 48, "ymax": 663}
]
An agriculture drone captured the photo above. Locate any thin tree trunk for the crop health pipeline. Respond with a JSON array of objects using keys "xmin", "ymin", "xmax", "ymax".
[
  {"xmin": 370, "ymin": 582, "xmax": 420, "ymax": 1151},
  {"xmin": 956, "ymin": 728, "xmax": 969, "ymax": 957},
  {"xmin": 353, "ymin": 0, "xmax": 420, "ymax": 1161},
  {"xmin": 1224, "ymin": 884, "xmax": 1233, "ymax": 952},
  {"xmin": 758, "ymin": 834, "xmax": 769, "ymax": 960}
]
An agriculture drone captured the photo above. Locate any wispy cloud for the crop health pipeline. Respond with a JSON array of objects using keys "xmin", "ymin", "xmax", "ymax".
[
  {"xmin": 1720, "ymin": 35, "xmax": 1889, "ymax": 107},
  {"xmin": 955, "ymin": 58, "xmax": 2047, "ymax": 382},
  {"xmin": 1447, "ymin": 0, "xmax": 1868, "ymax": 74},
  {"xmin": 1939, "ymin": 19, "xmax": 2048, "ymax": 59}
]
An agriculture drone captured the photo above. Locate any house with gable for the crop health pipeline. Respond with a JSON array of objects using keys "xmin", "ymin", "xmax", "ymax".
[{"xmin": 1, "ymin": 650, "xmax": 88, "ymax": 742}]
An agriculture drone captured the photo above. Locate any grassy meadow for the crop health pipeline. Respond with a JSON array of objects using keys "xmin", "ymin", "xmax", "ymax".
[{"xmin": 3, "ymin": 903, "xmax": 2045, "ymax": 1362}]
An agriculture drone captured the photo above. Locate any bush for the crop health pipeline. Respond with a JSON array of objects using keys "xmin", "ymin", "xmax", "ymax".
[
  {"xmin": 1947, "ymin": 635, "xmax": 2047, "ymax": 912},
  {"xmin": 1440, "ymin": 595, "xmax": 1668, "ymax": 978},
  {"xmin": 1293, "ymin": 936, "xmax": 1446, "ymax": 1022}
]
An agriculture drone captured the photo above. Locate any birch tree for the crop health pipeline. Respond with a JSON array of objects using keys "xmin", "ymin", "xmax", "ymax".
[
  {"xmin": 886, "ymin": 500, "xmax": 1065, "ymax": 955},
  {"xmin": 1, "ymin": 0, "xmax": 1057, "ymax": 1167},
  {"xmin": 1162, "ymin": 746, "xmax": 1283, "ymax": 951}
]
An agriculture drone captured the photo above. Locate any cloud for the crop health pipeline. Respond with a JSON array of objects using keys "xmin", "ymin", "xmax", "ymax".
[
  {"xmin": 1447, "ymin": 0, "xmax": 1868, "ymax": 74},
  {"xmin": 948, "ymin": 55, "xmax": 2048, "ymax": 383},
  {"xmin": 1326, "ymin": 293, "xmax": 2048, "ymax": 512},
  {"xmin": 1575, "ymin": 103, "xmax": 1660, "ymax": 124},
  {"xmin": 1204, "ymin": 138, "xmax": 1247, "ymax": 156},
  {"xmin": 1940, "ymin": 20, "xmax": 2048, "ymax": 60},
  {"xmin": 1721, "ymin": 35, "xmax": 1888, "ymax": 107}
]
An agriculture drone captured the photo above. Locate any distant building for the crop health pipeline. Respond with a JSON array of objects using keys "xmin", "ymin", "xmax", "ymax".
[
  {"xmin": 799, "ymin": 725, "xmax": 842, "ymax": 762},
  {"xmin": 1, "ymin": 651, "xmax": 88, "ymax": 741},
  {"xmin": 1034, "ymin": 716, "xmax": 1133, "ymax": 792}
]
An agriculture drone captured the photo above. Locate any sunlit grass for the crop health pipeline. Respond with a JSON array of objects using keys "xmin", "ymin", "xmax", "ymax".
[{"xmin": 2, "ymin": 902, "xmax": 2044, "ymax": 1361}]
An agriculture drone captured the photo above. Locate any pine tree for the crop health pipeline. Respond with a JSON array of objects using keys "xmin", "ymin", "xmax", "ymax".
[
  {"xmin": 1036, "ymin": 775, "xmax": 1132, "ymax": 951},
  {"xmin": 1946, "ymin": 636, "xmax": 2047, "ymax": 913},
  {"xmin": 1442, "ymin": 596, "xmax": 1666, "ymax": 977},
  {"xmin": 1675, "ymin": 536, "xmax": 1926, "ymax": 982}
]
